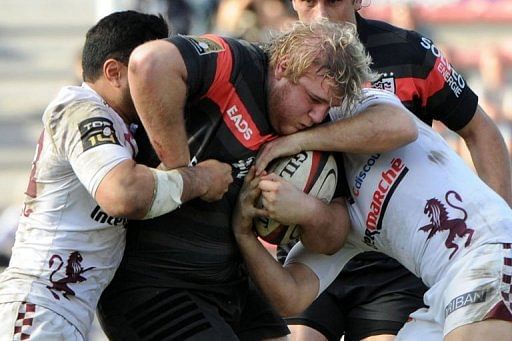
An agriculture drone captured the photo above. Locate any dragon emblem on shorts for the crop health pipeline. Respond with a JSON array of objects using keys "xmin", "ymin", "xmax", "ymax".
[
  {"xmin": 46, "ymin": 251, "xmax": 95, "ymax": 300},
  {"xmin": 418, "ymin": 190, "xmax": 474, "ymax": 260}
]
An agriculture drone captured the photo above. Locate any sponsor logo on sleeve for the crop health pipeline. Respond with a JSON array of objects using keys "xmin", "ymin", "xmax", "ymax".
[
  {"xmin": 420, "ymin": 37, "xmax": 466, "ymax": 98},
  {"xmin": 79, "ymin": 117, "xmax": 120, "ymax": 152},
  {"xmin": 186, "ymin": 36, "xmax": 225, "ymax": 55}
]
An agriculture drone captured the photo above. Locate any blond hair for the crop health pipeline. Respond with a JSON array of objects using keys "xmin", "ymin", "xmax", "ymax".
[{"xmin": 265, "ymin": 19, "xmax": 378, "ymax": 110}]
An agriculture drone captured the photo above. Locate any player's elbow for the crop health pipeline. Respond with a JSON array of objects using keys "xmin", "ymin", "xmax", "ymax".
[
  {"xmin": 273, "ymin": 295, "xmax": 309, "ymax": 318},
  {"xmin": 301, "ymin": 236, "xmax": 345, "ymax": 255},
  {"xmin": 402, "ymin": 116, "xmax": 418, "ymax": 144},
  {"xmin": 372, "ymin": 105, "xmax": 418, "ymax": 151}
]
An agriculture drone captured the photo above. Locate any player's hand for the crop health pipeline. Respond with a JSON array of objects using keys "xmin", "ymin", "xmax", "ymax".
[
  {"xmin": 258, "ymin": 173, "xmax": 310, "ymax": 226},
  {"xmin": 255, "ymin": 135, "xmax": 302, "ymax": 176},
  {"xmin": 232, "ymin": 167, "xmax": 267, "ymax": 239},
  {"xmin": 195, "ymin": 159, "xmax": 233, "ymax": 202}
]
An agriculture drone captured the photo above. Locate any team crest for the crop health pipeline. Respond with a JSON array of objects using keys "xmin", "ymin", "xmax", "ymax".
[
  {"xmin": 186, "ymin": 36, "xmax": 225, "ymax": 55},
  {"xmin": 372, "ymin": 73, "xmax": 396, "ymax": 94},
  {"xmin": 418, "ymin": 190, "xmax": 474, "ymax": 260},
  {"xmin": 46, "ymin": 251, "xmax": 95, "ymax": 300}
]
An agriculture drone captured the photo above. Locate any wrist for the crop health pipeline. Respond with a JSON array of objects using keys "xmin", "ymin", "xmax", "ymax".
[
  {"xmin": 234, "ymin": 227, "xmax": 258, "ymax": 244},
  {"xmin": 293, "ymin": 129, "xmax": 314, "ymax": 151},
  {"xmin": 179, "ymin": 166, "xmax": 209, "ymax": 201},
  {"xmin": 143, "ymin": 168, "xmax": 183, "ymax": 220}
]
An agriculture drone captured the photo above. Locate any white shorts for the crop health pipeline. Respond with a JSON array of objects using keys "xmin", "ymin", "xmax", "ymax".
[
  {"xmin": 0, "ymin": 301, "xmax": 83, "ymax": 341},
  {"xmin": 397, "ymin": 243, "xmax": 512, "ymax": 340}
]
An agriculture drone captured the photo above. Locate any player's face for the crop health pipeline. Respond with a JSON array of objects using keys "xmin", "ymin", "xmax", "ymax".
[
  {"xmin": 268, "ymin": 68, "xmax": 339, "ymax": 135},
  {"xmin": 117, "ymin": 63, "xmax": 138, "ymax": 122},
  {"xmin": 292, "ymin": 0, "xmax": 359, "ymax": 24}
]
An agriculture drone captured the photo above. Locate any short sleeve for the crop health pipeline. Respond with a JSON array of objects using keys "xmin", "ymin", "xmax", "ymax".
[{"xmin": 48, "ymin": 100, "xmax": 133, "ymax": 197}]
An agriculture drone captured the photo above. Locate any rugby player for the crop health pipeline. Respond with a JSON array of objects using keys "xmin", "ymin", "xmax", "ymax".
[
  {"xmin": 0, "ymin": 11, "xmax": 232, "ymax": 340},
  {"xmin": 97, "ymin": 20, "xmax": 419, "ymax": 340},
  {"xmin": 252, "ymin": 1, "xmax": 512, "ymax": 340},
  {"xmin": 234, "ymin": 88, "xmax": 512, "ymax": 341}
]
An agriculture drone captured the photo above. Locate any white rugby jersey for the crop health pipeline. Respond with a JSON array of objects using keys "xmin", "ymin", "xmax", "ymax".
[
  {"xmin": 287, "ymin": 88, "xmax": 512, "ymax": 292},
  {"xmin": 0, "ymin": 84, "xmax": 137, "ymax": 338}
]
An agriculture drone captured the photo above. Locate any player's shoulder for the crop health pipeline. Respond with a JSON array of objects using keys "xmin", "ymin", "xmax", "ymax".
[
  {"xmin": 359, "ymin": 14, "xmax": 434, "ymax": 62},
  {"xmin": 43, "ymin": 85, "xmax": 120, "ymax": 137}
]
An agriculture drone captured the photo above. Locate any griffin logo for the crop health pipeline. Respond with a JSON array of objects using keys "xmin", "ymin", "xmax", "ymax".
[
  {"xmin": 79, "ymin": 117, "xmax": 120, "ymax": 152},
  {"xmin": 46, "ymin": 251, "xmax": 95, "ymax": 300},
  {"xmin": 418, "ymin": 190, "xmax": 474, "ymax": 260}
]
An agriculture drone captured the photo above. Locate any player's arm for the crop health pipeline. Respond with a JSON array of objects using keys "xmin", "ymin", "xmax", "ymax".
[
  {"xmin": 128, "ymin": 39, "xmax": 190, "ymax": 169},
  {"xmin": 95, "ymin": 159, "xmax": 233, "ymax": 219},
  {"xmin": 457, "ymin": 105, "xmax": 512, "ymax": 206},
  {"xmin": 256, "ymin": 97, "xmax": 418, "ymax": 174},
  {"xmin": 233, "ymin": 169, "xmax": 356, "ymax": 315},
  {"xmin": 232, "ymin": 168, "xmax": 324, "ymax": 315},
  {"xmin": 258, "ymin": 173, "xmax": 349, "ymax": 254}
]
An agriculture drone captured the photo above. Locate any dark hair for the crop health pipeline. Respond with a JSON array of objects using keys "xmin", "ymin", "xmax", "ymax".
[{"xmin": 82, "ymin": 10, "xmax": 169, "ymax": 82}]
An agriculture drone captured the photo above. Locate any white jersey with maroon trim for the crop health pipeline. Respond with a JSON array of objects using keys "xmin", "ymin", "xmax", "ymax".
[
  {"xmin": 288, "ymin": 89, "xmax": 512, "ymax": 290},
  {"xmin": 340, "ymin": 89, "xmax": 512, "ymax": 287},
  {"xmin": 0, "ymin": 83, "xmax": 136, "ymax": 338}
]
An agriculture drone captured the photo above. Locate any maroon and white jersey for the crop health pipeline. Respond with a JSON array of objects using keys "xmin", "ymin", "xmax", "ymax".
[
  {"xmin": 288, "ymin": 89, "xmax": 512, "ymax": 290},
  {"xmin": 0, "ymin": 84, "xmax": 136, "ymax": 338}
]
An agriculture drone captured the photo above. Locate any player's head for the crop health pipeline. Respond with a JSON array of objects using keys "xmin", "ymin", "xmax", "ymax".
[
  {"xmin": 291, "ymin": 0, "xmax": 364, "ymax": 24},
  {"xmin": 265, "ymin": 20, "xmax": 376, "ymax": 135},
  {"xmin": 82, "ymin": 10, "xmax": 169, "ymax": 82},
  {"xmin": 81, "ymin": 11, "xmax": 168, "ymax": 122}
]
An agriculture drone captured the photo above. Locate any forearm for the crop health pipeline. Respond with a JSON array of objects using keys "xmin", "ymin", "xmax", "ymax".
[
  {"xmin": 235, "ymin": 233, "xmax": 318, "ymax": 316},
  {"xmin": 95, "ymin": 161, "xmax": 206, "ymax": 219},
  {"xmin": 466, "ymin": 137, "xmax": 511, "ymax": 205},
  {"xmin": 95, "ymin": 160, "xmax": 156, "ymax": 218},
  {"xmin": 298, "ymin": 197, "xmax": 349, "ymax": 254},
  {"xmin": 458, "ymin": 106, "xmax": 512, "ymax": 206},
  {"xmin": 292, "ymin": 104, "xmax": 418, "ymax": 153},
  {"xmin": 177, "ymin": 166, "xmax": 209, "ymax": 202}
]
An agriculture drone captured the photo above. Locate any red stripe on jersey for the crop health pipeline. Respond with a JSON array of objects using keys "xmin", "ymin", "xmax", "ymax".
[
  {"xmin": 202, "ymin": 35, "xmax": 275, "ymax": 150},
  {"xmin": 394, "ymin": 57, "xmax": 446, "ymax": 106}
]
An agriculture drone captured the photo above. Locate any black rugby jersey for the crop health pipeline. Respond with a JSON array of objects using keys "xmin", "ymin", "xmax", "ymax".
[
  {"xmin": 357, "ymin": 13, "xmax": 478, "ymax": 131},
  {"xmin": 120, "ymin": 35, "xmax": 277, "ymax": 292}
]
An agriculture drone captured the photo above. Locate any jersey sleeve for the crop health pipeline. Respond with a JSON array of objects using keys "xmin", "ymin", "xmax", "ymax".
[
  {"xmin": 168, "ymin": 34, "xmax": 231, "ymax": 101},
  {"xmin": 284, "ymin": 242, "xmax": 363, "ymax": 296},
  {"xmin": 47, "ymin": 101, "xmax": 133, "ymax": 197},
  {"xmin": 403, "ymin": 31, "xmax": 478, "ymax": 130}
]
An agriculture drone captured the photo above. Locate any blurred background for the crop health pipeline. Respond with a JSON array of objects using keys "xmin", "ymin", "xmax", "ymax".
[{"xmin": 0, "ymin": 0, "xmax": 511, "ymax": 339}]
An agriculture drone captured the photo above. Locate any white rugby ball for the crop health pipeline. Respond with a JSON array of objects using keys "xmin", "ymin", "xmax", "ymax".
[{"xmin": 254, "ymin": 151, "xmax": 338, "ymax": 245}]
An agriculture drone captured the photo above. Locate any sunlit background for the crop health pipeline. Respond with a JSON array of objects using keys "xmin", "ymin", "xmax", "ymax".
[{"xmin": 0, "ymin": 1, "xmax": 511, "ymax": 340}]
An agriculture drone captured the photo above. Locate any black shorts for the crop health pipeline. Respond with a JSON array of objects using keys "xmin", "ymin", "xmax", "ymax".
[
  {"xmin": 97, "ymin": 279, "xmax": 289, "ymax": 341},
  {"xmin": 286, "ymin": 252, "xmax": 428, "ymax": 341}
]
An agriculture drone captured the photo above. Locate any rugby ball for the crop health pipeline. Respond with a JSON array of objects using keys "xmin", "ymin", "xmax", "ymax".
[{"xmin": 254, "ymin": 151, "xmax": 338, "ymax": 245}]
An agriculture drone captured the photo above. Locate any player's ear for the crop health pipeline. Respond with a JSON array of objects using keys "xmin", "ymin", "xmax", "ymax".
[
  {"xmin": 103, "ymin": 59, "xmax": 124, "ymax": 87},
  {"xmin": 274, "ymin": 57, "xmax": 289, "ymax": 80}
]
